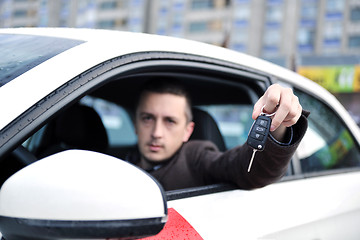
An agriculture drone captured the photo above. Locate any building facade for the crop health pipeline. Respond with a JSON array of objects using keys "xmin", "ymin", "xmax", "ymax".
[{"xmin": 1, "ymin": 0, "xmax": 360, "ymax": 63}]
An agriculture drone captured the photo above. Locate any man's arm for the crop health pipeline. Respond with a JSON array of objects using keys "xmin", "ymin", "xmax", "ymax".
[
  {"xmin": 193, "ymin": 84, "xmax": 308, "ymax": 189},
  {"xmin": 194, "ymin": 110, "xmax": 308, "ymax": 190}
]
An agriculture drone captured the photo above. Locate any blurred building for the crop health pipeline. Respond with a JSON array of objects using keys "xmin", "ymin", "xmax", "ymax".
[
  {"xmin": 1, "ymin": 0, "xmax": 360, "ymax": 65},
  {"xmin": 149, "ymin": 0, "xmax": 360, "ymax": 68},
  {"xmin": 0, "ymin": 0, "xmax": 148, "ymax": 30}
]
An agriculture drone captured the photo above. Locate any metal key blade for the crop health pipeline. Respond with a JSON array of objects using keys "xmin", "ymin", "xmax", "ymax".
[{"xmin": 248, "ymin": 149, "xmax": 257, "ymax": 172}]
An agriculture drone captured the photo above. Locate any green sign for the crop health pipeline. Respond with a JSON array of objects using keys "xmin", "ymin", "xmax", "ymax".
[{"xmin": 298, "ymin": 65, "xmax": 360, "ymax": 93}]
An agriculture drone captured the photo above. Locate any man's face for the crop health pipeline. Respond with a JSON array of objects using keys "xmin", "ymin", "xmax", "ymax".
[{"xmin": 135, "ymin": 92, "xmax": 194, "ymax": 163}]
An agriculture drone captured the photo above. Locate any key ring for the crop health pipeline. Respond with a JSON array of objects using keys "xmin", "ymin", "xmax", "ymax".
[{"xmin": 260, "ymin": 105, "xmax": 277, "ymax": 117}]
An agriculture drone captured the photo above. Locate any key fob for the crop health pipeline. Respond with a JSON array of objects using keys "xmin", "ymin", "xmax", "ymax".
[{"xmin": 246, "ymin": 115, "xmax": 271, "ymax": 151}]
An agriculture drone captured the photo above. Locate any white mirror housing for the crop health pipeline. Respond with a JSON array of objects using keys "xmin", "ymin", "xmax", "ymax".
[{"xmin": 0, "ymin": 150, "xmax": 167, "ymax": 239}]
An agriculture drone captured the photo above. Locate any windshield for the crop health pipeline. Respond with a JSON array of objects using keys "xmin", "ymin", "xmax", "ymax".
[{"xmin": 0, "ymin": 34, "xmax": 84, "ymax": 87}]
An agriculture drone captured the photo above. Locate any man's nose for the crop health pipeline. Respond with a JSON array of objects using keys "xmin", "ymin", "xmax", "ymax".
[{"xmin": 151, "ymin": 120, "xmax": 163, "ymax": 138}]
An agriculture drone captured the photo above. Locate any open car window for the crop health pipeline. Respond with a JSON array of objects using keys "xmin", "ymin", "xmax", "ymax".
[{"xmin": 2, "ymin": 52, "xmax": 270, "ymax": 193}]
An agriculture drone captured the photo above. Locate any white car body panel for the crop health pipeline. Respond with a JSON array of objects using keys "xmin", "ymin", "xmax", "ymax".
[{"xmin": 168, "ymin": 171, "xmax": 360, "ymax": 239}]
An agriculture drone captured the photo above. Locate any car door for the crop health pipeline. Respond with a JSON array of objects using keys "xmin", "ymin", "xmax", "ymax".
[{"xmin": 163, "ymin": 81, "xmax": 360, "ymax": 240}]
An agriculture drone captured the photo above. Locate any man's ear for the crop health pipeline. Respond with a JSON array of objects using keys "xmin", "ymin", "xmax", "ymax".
[{"xmin": 183, "ymin": 121, "xmax": 195, "ymax": 142}]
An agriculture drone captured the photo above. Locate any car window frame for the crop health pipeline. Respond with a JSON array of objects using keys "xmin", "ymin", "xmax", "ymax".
[
  {"xmin": 0, "ymin": 51, "xmax": 278, "ymax": 199},
  {"xmin": 0, "ymin": 51, "xmax": 272, "ymax": 159}
]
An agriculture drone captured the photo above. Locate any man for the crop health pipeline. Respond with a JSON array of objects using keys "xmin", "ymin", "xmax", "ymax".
[{"xmin": 127, "ymin": 80, "xmax": 308, "ymax": 191}]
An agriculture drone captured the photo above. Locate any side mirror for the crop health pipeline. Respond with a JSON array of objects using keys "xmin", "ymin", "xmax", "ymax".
[{"xmin": 0, "ymin": 150, "xmax": 167, "ymax": 240}]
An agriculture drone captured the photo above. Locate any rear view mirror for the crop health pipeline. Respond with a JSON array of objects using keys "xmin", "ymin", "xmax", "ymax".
[{"xmin": 0, "ymin": 150, "xmax": 167, "ymax": 240}]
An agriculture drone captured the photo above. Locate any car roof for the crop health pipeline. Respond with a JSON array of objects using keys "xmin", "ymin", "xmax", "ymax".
[
  {"xmin": 0, "ymin": 27, "xmax": 310, "ymax": 86},
  {"xmin": 0, "ymin": 28, "xmax": 358, "ymax": 143}
]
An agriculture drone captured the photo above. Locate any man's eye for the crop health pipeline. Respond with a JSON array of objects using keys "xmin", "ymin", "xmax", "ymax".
[
  {"xmin": 166, "ymin": 118, "xmax": 176, "ymax": 124},
  {"xmin": 142, "ymin": 115, "xmax": 153, "ymax": 122}
]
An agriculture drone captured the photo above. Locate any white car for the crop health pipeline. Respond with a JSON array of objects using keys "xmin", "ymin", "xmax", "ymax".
[{"xmin": 1, "ymin": 28, "xmax": 360, "ymax": 240}]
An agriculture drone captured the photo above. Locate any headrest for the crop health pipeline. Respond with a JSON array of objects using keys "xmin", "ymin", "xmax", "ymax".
[
  {"xmin": 190, "ymin": 108, "xmax": 226, "ymax": 152},
  {"xmin": 54, "ymin": 105, "xmax": 108, "ymax": 152}
]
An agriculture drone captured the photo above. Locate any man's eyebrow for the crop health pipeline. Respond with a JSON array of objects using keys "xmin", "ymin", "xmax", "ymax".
[
  {"xmin": 138, "ymin": 112, "xmax": 154, "ymax": 119},
  {"xmin": 164, "ymin": 116, "xmax": 178, "ymax": 121},
  {"xmin": 139, "ymin": 111, "xmax": 154, "ymax": 116},
  {"xmin": 139, "ymin": 111, "xmax": 180, "ymax": 121}
]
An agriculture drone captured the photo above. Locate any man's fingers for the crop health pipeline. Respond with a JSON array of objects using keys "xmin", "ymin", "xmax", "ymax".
[
  {"xmin": 271, "ymin": 93, "xmax": 302, "ymax": 131},
  {"xmin": 252, "ymin": 84, "xmax": 281, "ymax": 120},
  {"xmin": 252, "ymin": 96, "xmax": 264, "ymax": 120},
  {"xmin": 262, "ymin": 85, "xmax": 281, "ymax": 114},
  {"xmin": 269, "ymin": 88, "xmax": 292, "ymax": 131},
  {"xmin": 281, "ymin": 101, "xmax": 302, "ymax": 127}
]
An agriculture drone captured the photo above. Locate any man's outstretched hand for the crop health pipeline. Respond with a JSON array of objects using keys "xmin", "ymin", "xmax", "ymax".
[{"xmin": 252, "ymin": 84, "xmax": 302, "ymax": 141}]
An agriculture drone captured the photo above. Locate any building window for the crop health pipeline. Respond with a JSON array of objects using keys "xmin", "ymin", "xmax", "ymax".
[
  {"xmin": 97, "ymin": 20, "xmax": 116, "ymax": 29},
  {"xmin": 129, "ymin": 0, "xmax": 143, "ymax": 7},
  {"xmin": 263, "ymin": 28, "xmax": 280, "ymax": 56},
  {"xmin": 189, "ymin": 21, "xmax": 208, "ymax": 32},
  {"xmin": 191, "ymin": 0, "xmax": 213, "ymax": 10},
  {"xmin": 262, "ymin": 45, "xmax": 279, "ymax": 56},
  {"xmin": 99, "ymin": 1, "xmax": 117, "ymax": 10},
  {"xmin": 324, "ymin": 21, "xmax": 342, "ymax": 40},
  {"xmin": 298, "ymin": 28, "xmax": 315, "ymax": 53},
  {"xmin": 13, "ymin": 9, "xmax": 27, "ymax": 17},
  {"xmin": 300, "ymin": 19, "xmax": 316, "ymax": 27},
  {"xmin": 266, "ymin": 3, "xmax": 283, "ymax": 28},
  {"xmin": 350, "ymin": 7, "xmax": 360, "ymax": 22},
  {"xmin": 231, "ymin": 43, "xmax": 247, "ymax": 52},
  {"xmin": 349, "ymin": 35, "xmax": 360, "ymax": 48},
  {"xmin": 326, "ymin": 0, "xmax": 344, "ymax": 12},
  {"xmin": 233, "ymin": 31, "xmax": 248, "ymax": 43},
  {"xmin": 301, "ymin": 1, "xmax": 318, "ymax": 19},
  {"xmin": 264, "ymin": 29, "xmax": 280, "ymax": 46},
  {"xmin": 173, "ymin": 1, "xmax": 185, "ymax": 11},
  {"xmin": 234, "ymin": 6, "xmax": 250, "ymax": 19},
  {"xmin": 234, "ymin": 19, "xmax": 248, "ymax": 28},
  {"xmin": 268, "ymin": 0, "xmax": 283, "ymax": 4},
  {"xmin": 234, "ymin": 0, "xmax": 250, "ymax": 4}
]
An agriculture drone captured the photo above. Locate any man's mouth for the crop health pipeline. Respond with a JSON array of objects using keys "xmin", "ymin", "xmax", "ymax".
[{"xmin": 148, "ymin": 143, "xmax": 163, "ymax": 152}]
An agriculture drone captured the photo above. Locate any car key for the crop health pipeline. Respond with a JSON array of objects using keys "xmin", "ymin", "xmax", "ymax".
[{"xmin": 246, "ymin": 107, "xmax": 275, "ymax": 172}]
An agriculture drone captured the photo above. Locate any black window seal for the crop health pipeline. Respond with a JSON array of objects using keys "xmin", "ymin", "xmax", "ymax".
[{"xmin": 166, "ymin": 183, "xmax": 237, "ymax": 201}]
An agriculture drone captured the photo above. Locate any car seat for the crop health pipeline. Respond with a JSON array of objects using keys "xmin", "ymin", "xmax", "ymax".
[
  {"xmin": 190, "ymin": 108, "xmax": 226, "ymax": 152},
  {"xmin": 38, "ymin": 104, "xmax": 109, "ymax": 157}
]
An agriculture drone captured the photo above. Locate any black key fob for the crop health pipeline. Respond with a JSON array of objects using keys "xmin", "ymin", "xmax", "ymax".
[{"xmin": 246, "ymin": 115, "xmax": 271, "ymax": 151}]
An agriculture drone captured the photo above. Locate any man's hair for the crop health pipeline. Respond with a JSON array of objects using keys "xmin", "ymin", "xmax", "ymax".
[{"xmin": 136, "ymin": 78, "xmax": 193, "ymax": 122}]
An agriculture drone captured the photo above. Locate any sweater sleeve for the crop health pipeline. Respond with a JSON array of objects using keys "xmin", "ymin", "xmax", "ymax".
[{"xmin": 190, "ymin": 110, "xmax": 309, "ymax": 190}]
